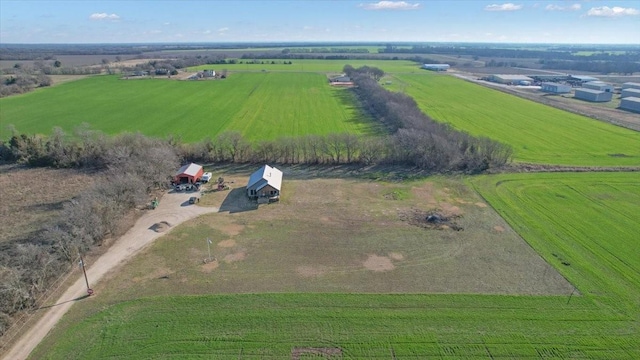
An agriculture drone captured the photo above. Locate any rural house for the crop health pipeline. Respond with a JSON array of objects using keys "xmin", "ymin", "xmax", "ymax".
[
  {"xmin": 246, "ymin": 165, "xmax": 282, "ymax": 201},
  {"xmin": 174, "ymin": 163, "xmax": 204, "ymax": 184}
]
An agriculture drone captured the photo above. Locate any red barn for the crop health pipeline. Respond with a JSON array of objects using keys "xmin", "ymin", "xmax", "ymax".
[{"xmin": 174, "ymin": 163, "xmax": 204, "ymax": 184}]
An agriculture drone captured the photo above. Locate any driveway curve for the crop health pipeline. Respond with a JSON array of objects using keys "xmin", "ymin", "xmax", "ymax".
[{"xmin": 2, "ymin": 191, "xmax": 218, "ymax": 360}]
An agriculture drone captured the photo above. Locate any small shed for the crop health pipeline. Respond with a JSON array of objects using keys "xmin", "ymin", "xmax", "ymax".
[
  {"xmin": 621, "ymin": 88, "xmax": 640, "ymax": 99},
  {"xmin": 541, "ymin": 82, "xmax": 572, "ymax": 94},
  {"xmin": 174, "ymin": 163, "xmax": 204, "ymax": 184},
  {"xmin": 246, "ymin": 165, "xmax": 282, "ymax": 201},
  {"xmin": 620, "ymin": 97, "xmax": 640, "ymax": 113},
  {"xmin": 622, "ymin": 82, "xmax": 640, "ymax": 90},
  {"xmin": 574, "ymin": 88, "xmax": 612, "ymax": 102},
  {"xmin": 330, "ymin": 75, "xmax": 351, "ymax": 83},
  {"xmin": 583, "ymin": 81, "xmax": 614, "ymax": 93}
]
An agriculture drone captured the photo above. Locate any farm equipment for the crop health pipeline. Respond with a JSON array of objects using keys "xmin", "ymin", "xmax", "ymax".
[{"xmin": 216, "ymin": 177, "xmax": 230, "ymax": 191}]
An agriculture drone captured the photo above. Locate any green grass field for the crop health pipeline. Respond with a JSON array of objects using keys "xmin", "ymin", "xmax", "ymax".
[
  {"xmin": 189, "ymin": 59, "xmax": 421, "ymax": 74},
  {"xmin": 390, "ymin": 73, "xmax": 640, "ymax": 166},
  {"xmin": 30, "ymin": 172, "xmax": 640, "ymax": 359},
  {"xmin": 0, "ymin": 73, "xmax": 380, "ymax": 141}
]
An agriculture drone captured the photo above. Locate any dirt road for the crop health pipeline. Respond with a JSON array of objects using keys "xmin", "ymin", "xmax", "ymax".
[{"xmin": 2, "ymin": 191, "xmax": 218, "ymax": 360}]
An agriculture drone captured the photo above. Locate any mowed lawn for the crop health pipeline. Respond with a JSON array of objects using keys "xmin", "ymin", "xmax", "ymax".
[
  {"xmin": 0, "ymin": 73, "xmax": 380, "ymax": 141},
  {"xmin": 30, "ymin": 173, "xmax": 640, "ymax": 359},
  {"xmin": 189, "ymin": 59, "xmax": 421, "ymax": 74},
  {"xmin": 392, "ymin": 73, "xmax": 640, "ymax": 166}
]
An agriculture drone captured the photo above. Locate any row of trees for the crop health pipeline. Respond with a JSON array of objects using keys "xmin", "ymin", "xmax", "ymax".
[
  {"xmin": 0, "ymin": 72, "xmax": 52, "ymax": 97},
  {"xmin": 0, "ymin": 132, "xmax": 178, "ymax": 336},
  {"xmin": 345, "ymin": 65, "xmax": 512, "ymax": 172}
]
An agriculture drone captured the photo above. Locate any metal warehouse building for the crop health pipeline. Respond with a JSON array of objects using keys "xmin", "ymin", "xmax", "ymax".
[
  {"xmin": 541, "ymin": 82, "xmax": 572, "ymax": 94},
  {"xmin": 621, "ymin": 88, "xmax": 640, "ymax": 98},
  {"xmin": 489, "ymin": 74, "xmax": 533, "ymax": 85},
  {"xmin": 622, "ymin": 82, "xmax": 640, "ymax": 90},
  {"xmin": 574, "ymin": 88, "xmax": 612, "ymax": 102},
  {"xmin": 569, "ymin": 75, "xmax": 599, "ymax": 84},
  {"xmin": 422, "ymin": 64, "xmax": 450, "ymax": 71},
  {"xmin": 620, "ymin": 97, "xmax": 640, "ymax": 113},
  {"xmin": 583, "ymin": 81, "xmax": 614, "ymax": 93}
]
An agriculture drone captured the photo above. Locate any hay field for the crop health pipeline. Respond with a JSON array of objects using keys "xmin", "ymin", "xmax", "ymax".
[
  {"xmin": 0, "ymin": 72, "xmax": 380, "ymax": 141},
  {"xmin": 391, "ymin": 72, "xmax": 640, "ymax": 166}
]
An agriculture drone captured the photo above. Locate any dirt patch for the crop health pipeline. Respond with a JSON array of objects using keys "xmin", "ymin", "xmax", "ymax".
[
  {"xmin": 389, "ymin": 252, "xmax": 405, "ymax": 261},
  {"xmin": 217, "ymin": 239, "xmax": 236, "ymax": 248},
  {"xmin": 200, "ymin": 260, "xmax": 219, "ymax": 273},
  {"xmin": 296, "ymin": 265, "xmax": 328, "ymax": 278},
  {"xmin": 220, "ymin": 223, "xmax": 245, "ymax": 236},
  {"xmin": 475, "ymin": 202, "xmax": 488, "ymax": 208},
  {"xmin": 398, "ymin": 209, "xmax": 463, "ymax": 231},
  {"xmin": 363, "ymin": 254, "xmax": 395, "ymax": 272},
  {"xmin": 440, "ymin": 202, "xmax": 463, "ymax": 216},
  {"xmin": 223, "ymin": 251, "xmax": 246, "ymax": 263},
  {"xmin": 494, "ymin": 225, "xmax": 505, "ymax": 232},
  {"xmin": 149, "ymin": 221, "xmax": 171, "ymax": 232}
]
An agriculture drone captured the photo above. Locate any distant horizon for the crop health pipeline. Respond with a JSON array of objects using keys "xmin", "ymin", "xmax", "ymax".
[
  {"xmin": 2, "ymin": 1, "xmax": 639, "ymax": 45},
  {"xmin": 1, "ymin": 41, "xmax": 638, "ymax": 47}
]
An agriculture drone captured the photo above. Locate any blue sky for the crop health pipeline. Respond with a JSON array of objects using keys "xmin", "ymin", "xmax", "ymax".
[{"xmin": 1, "ymin": 1, "xmax": 639, "ymax": 44}]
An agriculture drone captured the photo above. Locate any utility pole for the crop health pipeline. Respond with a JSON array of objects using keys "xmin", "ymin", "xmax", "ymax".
[{"xmin": 79, "ymin": 255, "xmax": 94, "ymax": 296}]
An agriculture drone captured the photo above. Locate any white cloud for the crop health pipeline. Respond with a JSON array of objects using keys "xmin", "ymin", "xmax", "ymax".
[
  {"xmin": 217, "ymin": 27, "xmax": 229, "ymax": 32},
  {"xmin": 587, "ymin": 6, "xmax": 639, "ymax": 17},
  {"xmin": 361, "ymin": 1, "xmax": 421, "ymax": 10},
  {"xmin": 89, "ymin": 13, "xmax": 120, "ymax": 21},
  {"xmin": 546, "ymin": 4, "xmax": 581, "ymax": 11},
  {"xmin": 484, "ymin": 3, "xmax": 522, "ymax": 12}
]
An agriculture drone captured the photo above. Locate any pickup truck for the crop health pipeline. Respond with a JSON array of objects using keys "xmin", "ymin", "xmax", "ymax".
[{"xmin": 201, "ymin": 172, "xmax": 212, "ymax": 183}]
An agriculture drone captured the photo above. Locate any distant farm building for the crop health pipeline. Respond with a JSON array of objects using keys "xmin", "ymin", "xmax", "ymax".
[
  {"xmin": 541, "ymin": 82, "xmax": 572, "ymax": 94},
  {"xmin": 330, "ymin": 75, "xmax": 351, "ymax": 83},
  {"xmin": 488, "ymin": 74, "xmax": 533, "ymax": 85},
  {"xmin": 328, "ymin": 75, "xmax": 353, "ymax": 86},
  {"xmin": 422, "ymin": 64, "xmax": 450, "ymax": 71},
  {"xmin": 246, "ymin": 165, "xmax": 283, "ymax": 202},
  {"xmin": 621, "ymin": 88, "xmax": 640, "ymax": 98},
  {"xmin": 582, "ymin": 81, "xmax": 614, "ymax": 93},
  {"xmin": 174, "ymin": 163, "xmax": 204, "ymax": 184},
  {"xmin": 574, "ymin": 88, "xmax": 612, "ymax": 102},
  {"xmin": 622, "ymin": 82, "xmax": 640, "ymax": 90},
  {"xmin": 619, "ymin": 97, "xmax": 640, "ymax": 113},
  {"xmin": 203, "ymin": 69, "xmax": 216, "ymax": 78},
  {"xmin": 569, "ymin": 75, "xmax": 599, "ymax": 84}
]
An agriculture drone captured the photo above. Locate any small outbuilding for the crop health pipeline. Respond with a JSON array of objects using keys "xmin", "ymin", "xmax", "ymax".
[
  {"xmin": 619, "ymin": 97, "xmax": 640, "ymax": 113},
  {"xmin": 621, "ymin": 88, "xmax": 640, "ymax": 99},
  {"xmin": 622, "ymin": 82, "xmax": 640, "ymax": 90},
  {"xmin": 574, "ymin": 88, "xmax": 612, "ymax": 102},
  {"xmin": 174, "ymin": 163, "xmax": 204, "ymax": 184},
  {"xmin": 246, "ymin": 164, "xmax": 283, "ymax": 201},
  {"xmin": 582, "ymin": 81, "xmax": 614, "ymax": 93},
  {"xmin": 422, "ymin": 64, "xmax": 450, "ymax": 71},
  {"xmin": 541, "ymin": 82, "xmax": 572, "ymax": 94}
]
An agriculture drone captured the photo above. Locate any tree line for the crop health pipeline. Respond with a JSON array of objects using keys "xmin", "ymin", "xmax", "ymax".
[{"xmin": 0, "ymin": 131, "xmax": 178, "ymax": 336}]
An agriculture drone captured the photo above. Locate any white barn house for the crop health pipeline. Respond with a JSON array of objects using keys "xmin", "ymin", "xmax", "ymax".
[{"xmin": 246, "ymin": 165, "xmax": 283, "ymax": 201}]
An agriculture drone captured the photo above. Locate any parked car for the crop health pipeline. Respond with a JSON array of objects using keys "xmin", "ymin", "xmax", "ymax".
[
  {"xmin": 174, "ymin": 184, "xmax": 185, "ymax": 192},
  {"xmin": 189, "ymin": 196, "xmax": 200, "ymax": 204},
  {"xmin": 201, "ymin": 172, "xmax": 212, "ymax": 183}
]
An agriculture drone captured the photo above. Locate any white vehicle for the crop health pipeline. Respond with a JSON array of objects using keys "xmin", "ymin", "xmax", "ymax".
[{"xmin": 201, "ymin": 172, "xmax": 212, "ymax": 183}]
